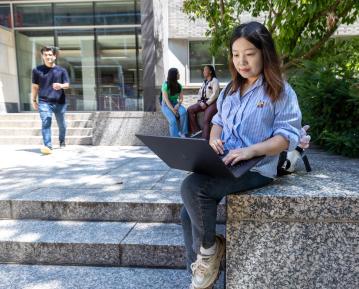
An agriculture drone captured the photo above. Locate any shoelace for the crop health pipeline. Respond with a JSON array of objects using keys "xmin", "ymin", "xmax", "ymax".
[{"xmin": 191, "ymin": 255, "xmax": 211, "ymax": 277}]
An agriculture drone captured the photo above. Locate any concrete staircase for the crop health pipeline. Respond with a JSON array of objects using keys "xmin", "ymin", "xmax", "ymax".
[
  {"xmin": 0, "ymin": 146, "xmax": 225, "ymax": 289},
  {"xmin": 0, "ymin": 113, "xmax": 93, "ymax": 145}
]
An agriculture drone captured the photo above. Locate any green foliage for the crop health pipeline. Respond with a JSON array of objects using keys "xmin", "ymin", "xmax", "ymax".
[
  {"xmin": 288, "ymin": 38, "xmax": 359, "ymax": 157},
  {"xmin": 182, "ymin": 0, "xmax": 359, "ymax": 70}
]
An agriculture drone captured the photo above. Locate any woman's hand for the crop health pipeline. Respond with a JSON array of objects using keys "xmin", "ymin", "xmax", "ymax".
[
  {"xmin": 171, "ymin": 108, "xmax": 179, "ymax": 118},
  {"xmin": 174, "ymin": 103, "xmax": 180, "ymax": 111},
  {"xmin": 209, "ymin": 138, "xmax": 225, "ymax": 155},
  {"xmin": 222, "ymin": 147, "xmax": 256, "ymax": 166},
  {"xmin": 199, "ymin": 102, "xmax": 207, "ymax": 109}
]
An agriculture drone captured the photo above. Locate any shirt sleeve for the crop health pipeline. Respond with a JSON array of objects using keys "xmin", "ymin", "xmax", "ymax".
[
  {"xmin": 272, "ymin": 83, "xmax": 302, "ymax": 151},
  {"xmin": 62, "ymin": 68, "xmax": 70, "ymax": 84},
  {"xmin": 211, "ymin": 83, "xmax": 228, "ymax": 127},
  {"xmin": 161, "ymin": 82, "xmax": 167, "ymax": 93},
  {"xmin": 32, "ymin": 68, "xmax": 39, "ymax": 85},
  {"xmin": 207, "ymin": 78, "xmax": 220, "ymax": 105}
]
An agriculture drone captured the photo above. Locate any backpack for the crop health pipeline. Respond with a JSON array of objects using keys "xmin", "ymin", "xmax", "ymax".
[{"xmin": 221, "ymin": 81, "xmax": 311, "ymax": 176}]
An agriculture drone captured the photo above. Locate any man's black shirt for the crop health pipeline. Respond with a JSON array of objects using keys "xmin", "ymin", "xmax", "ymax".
[{"xmin": 32, "ymin": 65, "xmax": 70, "ymax": 104}]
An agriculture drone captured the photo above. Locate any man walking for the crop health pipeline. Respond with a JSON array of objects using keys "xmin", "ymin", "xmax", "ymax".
[{"xmin": 31, "ymin": 46, "xmax": 70, "ymax": 154}]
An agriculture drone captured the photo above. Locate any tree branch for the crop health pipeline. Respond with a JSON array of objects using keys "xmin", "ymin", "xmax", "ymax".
[
  {"xmin": 219, "ymin": 0, "xmax": 225, "ymax": 21},
  {"xmin": 283, "ymin": 3, "xmax": 353, "ymax": 71},
  {"xmin": 268, "ymin": 3, "xmax": 285, "ymax": 34}
]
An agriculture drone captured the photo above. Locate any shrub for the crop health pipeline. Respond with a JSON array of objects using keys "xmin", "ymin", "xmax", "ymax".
[{"xmin": 288, "ymin": 38, "xmax": 359, "ymax": 157}]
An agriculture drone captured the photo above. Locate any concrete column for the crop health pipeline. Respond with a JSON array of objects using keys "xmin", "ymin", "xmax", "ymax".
[
  {"xmin": 0, "ymin": 27, "xmax": 20, "ymax": 113},
  {"xmin": 80, "ymin": 39, "xmax": 96, "ymax": 111},
  {"xmin": 142, "ymin": 0, "xmax": 168, "ymax": 111}
]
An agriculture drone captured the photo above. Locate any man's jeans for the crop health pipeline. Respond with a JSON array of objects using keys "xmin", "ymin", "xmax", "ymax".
[
  {"xmin": 161, "ymin": 103, "xmax": 188, "ymax": 137},
  {"xmin": 38, "ymin": 102, "xmax": 67, "ymax": 148},
  {"xmin": 180, "ymin": 171, "xmax": 272, "ymax": 271}
]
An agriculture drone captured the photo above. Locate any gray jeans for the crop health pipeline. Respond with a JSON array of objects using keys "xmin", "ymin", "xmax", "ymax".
[{"xmin": 180, "ymin": 171, "xmax": 272, "ymax": 271}]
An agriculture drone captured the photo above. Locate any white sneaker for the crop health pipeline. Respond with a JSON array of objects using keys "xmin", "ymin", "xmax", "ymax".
[
  {"xmin": 190, "ymin": 235, "xmax": 225, "ymax": 289},
  {"xmin": 40, "ymin": 146, "xmax": 52, "ymax": 155}
]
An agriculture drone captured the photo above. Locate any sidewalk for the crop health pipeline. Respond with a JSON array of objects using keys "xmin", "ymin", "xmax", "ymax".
[{"xmin": 0, "ymin": 145, "xmax": 177, "ymax": 194}]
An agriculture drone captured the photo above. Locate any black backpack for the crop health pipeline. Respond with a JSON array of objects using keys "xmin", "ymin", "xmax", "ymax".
[{"xmin": 221, "ymin": 81, "xmax": 311, "ymax": 176}]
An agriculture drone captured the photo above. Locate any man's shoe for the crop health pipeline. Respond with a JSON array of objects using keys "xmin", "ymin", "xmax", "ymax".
[
  {"xmin": 40, "ymin": 146, "xmax": 52, "ymax": 155},
  {"xmin": 60, "ymin": 141, "xmax": 66, "ymax": 148},
  {"xmin": 190, "ymin": 235, "xmax": 225, "ymax": 289}
]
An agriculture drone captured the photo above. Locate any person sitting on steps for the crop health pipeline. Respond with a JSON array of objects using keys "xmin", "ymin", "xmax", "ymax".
[
  {"xmin": 160, "ymin": 68, "xmax": 189, "ymax": 138},
  {"xmin": 187, "ymin": 65, "xmax": 220, "ymax": 140}
]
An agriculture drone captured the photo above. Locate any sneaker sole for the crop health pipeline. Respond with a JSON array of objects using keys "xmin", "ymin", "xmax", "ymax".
[{"xmin": 40, "ymin": 148, "xmax": 52, "ymax": 155}]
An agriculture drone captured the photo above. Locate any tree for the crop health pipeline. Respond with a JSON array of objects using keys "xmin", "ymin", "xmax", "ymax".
[{"xmin": 183, "ymin": 0, "xmax": 359, "ymax": 70}]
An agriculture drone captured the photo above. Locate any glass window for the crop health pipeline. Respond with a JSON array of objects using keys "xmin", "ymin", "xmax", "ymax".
[
  {"xmin": 56, "ymin": 29, "xmax": 95, "ymax": 111},
  {"xmin": 189, "ymin": 41, "xmax": 213, "ymax": 83},
  {"xmin": 54, "ymin": 3, "xmax": 94, "ymax": 26},
  {"xmin": 214, "ymin": 48, "xmax": 231, "ymax": 83},
  {"xmin": 15, "ymin": 30, "xmax": 55, "ymax": 111},
  {"xmin": 96, "ymin": 27, "xmax": 142, "ymax": 110},
  {"xmin": 95, "ymin": 1, "xmax": 140, "ymax": 25},
  {"xmin": 189, "ymin": 41, "xmax": 231, "ymax": 83},
  {"xmin": 0, "ymin": 4, "xmax": 11, "ymax": 28},
  {"xmin": 14, "ymin": 4, "xmax": 53, "ymax": 27}
]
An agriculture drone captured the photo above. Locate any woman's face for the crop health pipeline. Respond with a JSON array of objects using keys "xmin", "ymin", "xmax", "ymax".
[
  {"xmin": 203, "ymin": 66, "xmax": 211, "ymax": 78},
  {"xmin": 232, "ymin": 37, "xmax": 263, "ymax": 83}
]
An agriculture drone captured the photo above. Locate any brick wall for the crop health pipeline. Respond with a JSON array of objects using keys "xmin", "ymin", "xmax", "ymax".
[{"xmin": 168, "ymin": 0, "xmax": 359, "ymax": 39}]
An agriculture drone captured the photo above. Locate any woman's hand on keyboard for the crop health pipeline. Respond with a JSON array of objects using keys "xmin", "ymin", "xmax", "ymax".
[
  {"xmin": 222, "ymin": 147, "xmax": 255, "ymax": 166},
  {"xmin": 209, "ymin": 138, "xmax": 225, "ymax": 155}
]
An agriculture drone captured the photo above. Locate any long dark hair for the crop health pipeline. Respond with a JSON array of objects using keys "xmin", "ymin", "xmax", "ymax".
[
  {"xmin": 167, "ymin": 68, "xmax": 181, "ymax": 96},
  {"xmin": 204, "ymin": 65, "xmax": 217, "ymax": 80},
  {"xmin": 229, "ymin": 21, "xmax": 283, "ymax": 101}
]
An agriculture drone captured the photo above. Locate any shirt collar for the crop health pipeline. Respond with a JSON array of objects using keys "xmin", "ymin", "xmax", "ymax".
[
  {"xmin": 239, "ymin": 74, "xmax": 264, "ymax": 97},
  {"xmin": 249, "ymin": 74, "xmax": 264, "ymax": 90}
]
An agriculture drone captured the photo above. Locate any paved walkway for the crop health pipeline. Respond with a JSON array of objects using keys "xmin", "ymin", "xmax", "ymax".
[{"xmin": 0, "ymin": 145, "xmax": 187, "ymax": 198}]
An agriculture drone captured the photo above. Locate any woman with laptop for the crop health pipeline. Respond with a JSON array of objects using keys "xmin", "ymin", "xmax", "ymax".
[
  {"xmin": 180, "ymin": 21, "xmax": 302, "ymax": 289},
  {"xmin": 161, "ymin": 68, "xmax": 189, "ymax": 137}
]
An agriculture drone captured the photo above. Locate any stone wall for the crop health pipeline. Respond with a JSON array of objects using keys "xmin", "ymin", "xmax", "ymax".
[{"xmin": 226, "ymin": 151, "xmax": 359, "ymax": 289}]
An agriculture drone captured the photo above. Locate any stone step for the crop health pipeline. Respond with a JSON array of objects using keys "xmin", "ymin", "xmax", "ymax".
[
  {"xmin": 0, "ymin": 264, "xmax": 225, "ymax": 289},
  {"xmin": 0, "ymin": 219, "xmax": 225, "ymax": 268},
  {"xmin": 0, "ymin": 128, "xmax": 93, "ymax": 137},
  {"xmin": 0, "ymin": 120, "xmax": 93, "ymax": 128},
  {"xmin": 0, "ymin": 113, "xmax": 93, "ymax": 121},
  {"xmin": 0, "ymin": 187, "xmax": 226, "ymax": 223},
  {"xmin": 0, "ymin": 136, "xmax": 92, "ymax": 145}
]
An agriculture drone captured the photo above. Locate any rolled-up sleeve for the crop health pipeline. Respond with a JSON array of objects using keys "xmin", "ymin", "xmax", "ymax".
[
  {"xmin": 272, "ymin": 84, "xmax": 302, "ymax": 151},
  {"xmin": 211, "ymin": 87, "xmax": 225, "ymax": 127}
]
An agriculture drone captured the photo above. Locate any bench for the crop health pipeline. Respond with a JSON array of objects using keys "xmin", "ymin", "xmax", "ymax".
[{"xmin": 225, "ymin": 150, "xmax": 358, "ymax": 289}]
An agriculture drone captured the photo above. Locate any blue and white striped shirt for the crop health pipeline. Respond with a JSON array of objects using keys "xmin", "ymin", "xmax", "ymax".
[{"xmin": 212, "ymin": 75, "xmax": 302, "ymax": 178}]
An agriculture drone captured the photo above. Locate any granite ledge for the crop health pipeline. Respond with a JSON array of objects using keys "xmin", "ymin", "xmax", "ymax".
[{"xmin": 227, "ymin": 194, "xmax": 359, "ymax": 222}]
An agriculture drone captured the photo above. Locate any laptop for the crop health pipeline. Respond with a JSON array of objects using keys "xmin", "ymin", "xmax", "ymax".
[{"xmin": 136, "ymin": 134, "xmax": 265, "ymax": 178}]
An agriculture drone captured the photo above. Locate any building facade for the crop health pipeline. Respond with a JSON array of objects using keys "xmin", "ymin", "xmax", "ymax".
[{"xmin": 0, "ymin": 0, "xmax": 358, "ymax": 113}]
